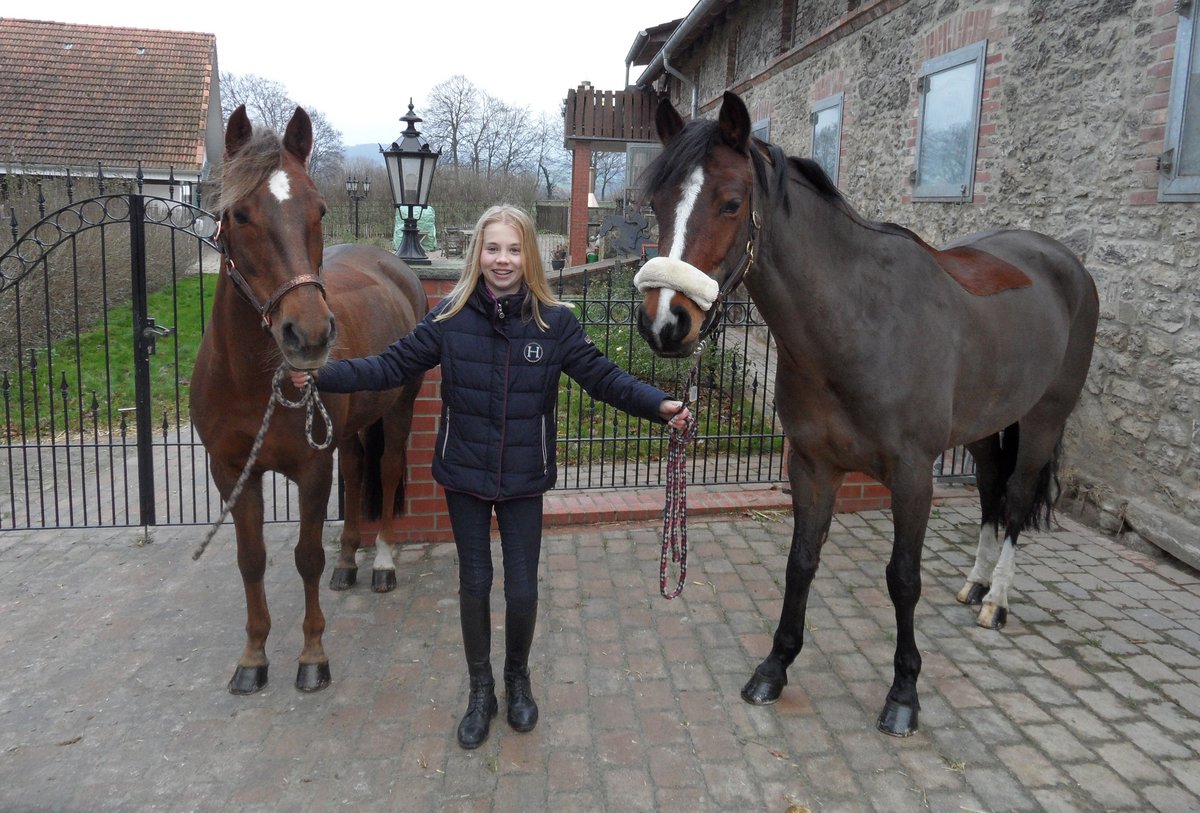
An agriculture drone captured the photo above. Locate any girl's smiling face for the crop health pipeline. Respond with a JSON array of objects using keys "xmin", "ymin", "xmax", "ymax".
[{"xmin": 479, "ymin": 222, "xmax": 524, "ymax": 297}]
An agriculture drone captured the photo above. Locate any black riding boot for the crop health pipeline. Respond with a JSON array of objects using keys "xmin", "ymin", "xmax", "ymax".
[
  {"xmin": 457, "ymin": 592, "xmax": 497, "ymax": 749},
  {"xmin": 504, "ymin": 604, "xmax": 539, "ymax": 732}
]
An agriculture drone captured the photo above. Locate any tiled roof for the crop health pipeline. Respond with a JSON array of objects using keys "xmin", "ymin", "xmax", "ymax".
[{"xmin": 0, "ymin": 18, "xmax": 216, "ymax": 171}]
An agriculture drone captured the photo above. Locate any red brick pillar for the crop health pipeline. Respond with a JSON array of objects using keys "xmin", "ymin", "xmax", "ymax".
[
  {"xmin": 569, "ymin": 141, "xmax": 592, "ymax": 266},
  {"xmin": 386, "ymin": 275, "xmax": 456, "ymax": 543}
]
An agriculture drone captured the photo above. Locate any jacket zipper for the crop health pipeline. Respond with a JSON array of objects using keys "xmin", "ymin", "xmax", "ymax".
[
  {"xmin": 540, "ymin": 416, "xmax": 548, "ymax": 475},
  {"xmin": 441, "ymin": 407, "xmax": 451, "ymax": 457}
]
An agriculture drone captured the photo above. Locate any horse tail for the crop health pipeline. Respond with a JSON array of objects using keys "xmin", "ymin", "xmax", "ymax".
[
  {"xmin": 980, "ymin": 424, "xmax": 1020, "ymax": 532},
  {"xmin": 1025, "ymin": 433, "xmax": 1063, "ymax": 532},
  {"xmin": 991, "ymin": 422, "xmax": 1062, "ymax": 534},
  {"xmin": 361, "ymin": 420, "xmax": 385, "ymax": 522}
]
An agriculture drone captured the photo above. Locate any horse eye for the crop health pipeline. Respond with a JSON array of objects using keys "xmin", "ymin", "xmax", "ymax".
[
  {"xmin": 319, "ymin": 205, "xmax": 327, "ymax": 219},
  {"xmin": 720, "ymin": 198, "xmax": 742, "ymax": 215},
  {"xmin": 232, "ymin": 210, "xmax": 250, "ymax": 225}
]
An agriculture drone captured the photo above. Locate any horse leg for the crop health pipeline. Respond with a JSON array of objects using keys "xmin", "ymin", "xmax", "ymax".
[
  {"xmin": 878, "ymin": 465, "xmax": 934, "ymax": 737},
  {"xmin": 741, "ymin": 452, "xmax": 839, "ymax": 705},
  {"xmin": 294, "ymin": 459, "xmax": 334, "ymax": 691},
  {"xmin": 213, "ymin": 463, "xmax": 272, "ymax": 695},
  {"xmin": 957, "ymin": 434, "xmax": 1007, "ymax": 606},
  {"xmin": 329, "ymin": 435, "xmax": 365, "ymax": 591},
  {"xmin": 371, "ymin": 408, "xmax": 413, "ymax": 593},
  {"xmin": 977, "ymin": 418, "xmax": 1065, "ymax": 630}
]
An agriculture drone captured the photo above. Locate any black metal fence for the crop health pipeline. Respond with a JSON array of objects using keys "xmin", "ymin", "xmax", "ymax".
[
  {"xmin": 0, "ymin": 177, "xmax": 315, "ymax": 530},
  {"xmin": 1, "ymin": 179, "xmax": 972, "ymax": 530},
  {"xmin": 551, "ymin": 262, "xmax": 786, "ymax": 490}
]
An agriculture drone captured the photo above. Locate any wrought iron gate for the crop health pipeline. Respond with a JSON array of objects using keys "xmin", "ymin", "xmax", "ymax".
[{"xmin": 0, "ymin": 179, "xmax": 310, "ymax": 530}]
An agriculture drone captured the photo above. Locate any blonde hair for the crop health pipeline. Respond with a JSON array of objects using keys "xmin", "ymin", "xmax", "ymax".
[{"xmin": 435, "ymin": 205, "xmax": 564, "ymax": 329}]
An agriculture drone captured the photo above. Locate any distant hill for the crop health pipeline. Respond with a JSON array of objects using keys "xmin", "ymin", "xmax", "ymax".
[{"xmin": 343, "ymin": 144, "xmax": 384, "ymax": 165}]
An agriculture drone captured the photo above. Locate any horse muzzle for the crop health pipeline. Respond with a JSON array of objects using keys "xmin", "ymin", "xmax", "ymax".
[
  {"xmin": 634, "ymin": 257, "xmax": 716, "ymax": 357},
  {"xmin": 634, "ymin": 257, "xmax": 718, "ymax": 311},
  {"xmin": 274, "ymin": 290, "xmax": 337, "ymax": 370}
]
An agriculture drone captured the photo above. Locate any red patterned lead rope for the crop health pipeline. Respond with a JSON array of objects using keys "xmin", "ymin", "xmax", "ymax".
[
  {"xmin": 660, "ymin": 410, "xmax": 698, "ymax": 598},
  {"xmin": 660, "ymin": 344, "xmax": 705, "ymax": 599}
]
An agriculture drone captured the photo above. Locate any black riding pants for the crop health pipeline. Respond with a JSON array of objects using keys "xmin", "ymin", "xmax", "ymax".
[{"xmin": 444, "ymin": 490, "xmax": 543, "ymax": 616}]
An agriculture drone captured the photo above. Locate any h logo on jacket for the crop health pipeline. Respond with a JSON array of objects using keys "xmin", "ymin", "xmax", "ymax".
[{"xmin": 523, "ymin": 342, "xmax": 544, "ymax": 363}]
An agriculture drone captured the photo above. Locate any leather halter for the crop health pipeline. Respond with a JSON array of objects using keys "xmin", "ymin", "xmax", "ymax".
[
  {"xmin": 215, "ymin": 218, "xmax": 327, "ymax": 330},
  {"xmin": 694, "ymin": 209, "xmax": 761, "ymax": 343}
]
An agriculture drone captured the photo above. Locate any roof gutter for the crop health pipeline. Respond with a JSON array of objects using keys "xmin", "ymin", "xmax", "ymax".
[
  {"xmin": 635, "ymin": 0, "xmax": 727, "ymax": 119},
  {"xmin": 624, "ymin": 29, "xmax": 648, "ymax": 88}
]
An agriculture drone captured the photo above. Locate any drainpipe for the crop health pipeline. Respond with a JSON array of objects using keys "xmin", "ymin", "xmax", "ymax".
[
  {"xmin": 635, "ymin": 0, "xmax": 725, "ymax": 119},
  {"xmin": 661, "ymin": 52, "xmax": 698, "ymax": 119}
]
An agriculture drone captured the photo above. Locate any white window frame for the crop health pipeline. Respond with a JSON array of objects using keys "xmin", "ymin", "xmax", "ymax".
[
  {"xmin": 1160, "ymin": 1, "xmax": 1200, "ymax": 201},
  {"xmin": 913, "ymin": 39, "xmax": 987, "ymax": 202},
  {"xmin": 810, "ymin": 92, "xmax": 844, "ymax": 186}
]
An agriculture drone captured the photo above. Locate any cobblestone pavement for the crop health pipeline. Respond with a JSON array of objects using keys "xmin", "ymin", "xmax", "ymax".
[{"xmin": 1, "ymin": 504, "xmax": 1198, "ymax": 812}]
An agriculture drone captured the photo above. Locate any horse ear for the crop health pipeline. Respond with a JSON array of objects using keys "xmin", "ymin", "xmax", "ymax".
[
  {"xmin": 283, "ymin": 106, "xmax": 314, "ymax": 165},
  {"xmin": 655, "ymin": 97, "xmax": 685, "ymax": 145},
  {"xmin": 225, "ymin": 105, "xmax": 253, "ymax": 157},
  {"xmin": 717, "ymin": 91, "xmax": 751, "ymax": 153}
]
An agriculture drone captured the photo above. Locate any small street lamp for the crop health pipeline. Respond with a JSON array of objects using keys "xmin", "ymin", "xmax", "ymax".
[
  {"xmin": 381, "ymin": 99, "xmax": 440, "ymax": 265},
  {"xmin": 345, "ymin": 174, "xmax": 370, "ymax": 239}
]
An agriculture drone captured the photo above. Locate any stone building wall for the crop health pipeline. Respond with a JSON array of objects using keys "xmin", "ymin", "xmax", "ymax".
[{"xmin": 656, "ymin": 0, "xmax": 1199, "ymax": 566}]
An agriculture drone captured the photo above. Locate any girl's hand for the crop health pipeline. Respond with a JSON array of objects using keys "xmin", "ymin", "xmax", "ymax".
[
  {"xmin": 660, "ymin": 400, "xmax": 690, "ymax": 431},
  {"xmin": 288, "ymin": 369, "xmax": 313, "ymax": 389}
]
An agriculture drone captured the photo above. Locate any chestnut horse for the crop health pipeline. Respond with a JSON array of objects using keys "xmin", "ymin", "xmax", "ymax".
[
  {"xmin": 634, "ymin": 92, "xmax": 1097, "ymax": 735},
  {"xmin": 190, "ymin": 106, "xmax": 426, "ymax": 693}
]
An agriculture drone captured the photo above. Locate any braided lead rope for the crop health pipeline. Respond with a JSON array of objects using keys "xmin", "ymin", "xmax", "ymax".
[
  {"xmin": 660, "ymin": 411, "xmax": 698, "ymax": 599},
  {"xmin": 192, "ymin": 366, "xmax": 333, "ymax": 561},
  {"xmin": 659, "ymin": 342, "xmax": 706, "ymax": 599}
]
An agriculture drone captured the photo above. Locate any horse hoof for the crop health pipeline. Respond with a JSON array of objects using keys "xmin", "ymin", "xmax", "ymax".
[
  {"xmin": 740, "ymin": 666, "xmax": 786, "ymax": 705},
  {"xmin": 372, "ymin": 569, "xmax": 397, "ymax": 593},
  {"xmin": 877, "ymin": 699, "xmax": 919, "ymax": 737},
  {"xmin": 228, "ymin": 664, "xmax": 268, "ymax": 695},
  {"xmin": 296, "ymin": 661, "xmax": 332, "ymax": 692},
  {"xmin": 977, "ymin": 603, "xmax": 1008, "ymax": 630},
  {"xmin": 329, "ymin": 567, "xmax": 357, "ymax": 591},
  {"xmin": 957, "ymin": 581, "xmax": 988, "ymax": 605}
]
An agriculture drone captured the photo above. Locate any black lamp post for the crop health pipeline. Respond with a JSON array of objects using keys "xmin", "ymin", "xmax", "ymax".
[
  {"xmin": 345, "ymin": 174, "xmax": 370, "ymax": 239},
  {"xmin": 381, "ymin": 99, "xmax": 440, "ymax": 265}
]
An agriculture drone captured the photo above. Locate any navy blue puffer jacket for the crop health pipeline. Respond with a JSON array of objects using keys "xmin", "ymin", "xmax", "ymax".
[{"xmin": 315, "ymin": 282, "xmax": 671, "ymax": 500}]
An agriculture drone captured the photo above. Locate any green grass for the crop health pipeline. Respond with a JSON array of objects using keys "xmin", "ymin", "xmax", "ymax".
[
  {"xmin": 3, "ymin": 277, "xmax": 212, "ymax": 438},
  {"xmin": 555, "ymin": 304, "xmax": 782, "ymax": 465},
  {"xmin": 7, "ymin": 271, "xmax": 782, "ymax": 469}
]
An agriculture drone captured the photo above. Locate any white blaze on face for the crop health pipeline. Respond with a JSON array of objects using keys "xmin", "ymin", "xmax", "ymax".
[
  {"xmin": 269, "ymin": 169, "xmax": 291, "ymax": 202},
  {"xmin": 653, "ymin": 165, "xmax": 707, "ymax": 329}
]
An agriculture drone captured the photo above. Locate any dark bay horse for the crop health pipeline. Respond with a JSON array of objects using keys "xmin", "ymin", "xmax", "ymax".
[
  {"xmin": 634, "ymin": 91, "xmax": 1097, "ymax": 735},
  {"xmin": 190, "ymin": 105, "xmax": 426, "ymax": 693}
]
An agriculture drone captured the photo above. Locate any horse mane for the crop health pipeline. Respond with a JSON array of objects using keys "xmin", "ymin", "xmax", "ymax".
[
  {"xmin": 774, "ymin": 149, "xmax": 929, "ymax": 244},
  {"xmin": 209, "ymin": 128, "xmax": 284, "ymax": 213},
  {"xmin": 642, "ymin": 117, "xmax": 926, "ymax": 247}
]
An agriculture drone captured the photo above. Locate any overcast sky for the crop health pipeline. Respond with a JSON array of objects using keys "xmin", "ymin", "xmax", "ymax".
[{"xmin": 6, "ymin": 0, "xmax": 695, "ymax": 146}]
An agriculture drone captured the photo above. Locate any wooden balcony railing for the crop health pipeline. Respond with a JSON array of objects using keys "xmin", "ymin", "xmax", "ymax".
[{"xmin": 563, "ymin": 85, "xmax": 659, "ymax": 144}]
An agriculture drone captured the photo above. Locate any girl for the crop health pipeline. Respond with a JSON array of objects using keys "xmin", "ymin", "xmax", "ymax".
[{"xmin": 290, "ymin": 205, "xmax": 689, "ymax": 749}]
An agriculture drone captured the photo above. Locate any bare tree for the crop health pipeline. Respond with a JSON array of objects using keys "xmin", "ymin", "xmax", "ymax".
[
  {"xmin": 218, "ymin": 72, "xmax": 344, "ymax": 179},
  {"xmin": 593, "ymin": 151, "xmax": 625, "ymax": 200},
  {"xmin": 461, "ymin": 92, "xmax": 499, "ymax": 173},
  {"xmin": 424, "ymin": 75, "xmax": 480, "ymax": 167},
  {"xmin": 533, "ymin": 111, "xmax": 571, "ymax": 198},
  {"xmin": 487, "ymin": 102, "xmax": 539, "ymax": 177}
]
